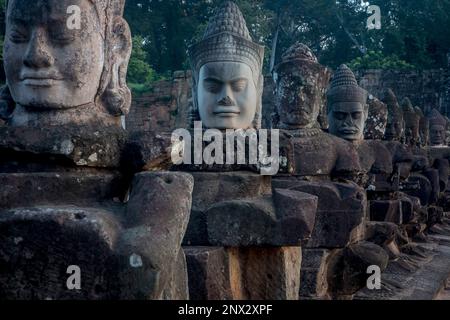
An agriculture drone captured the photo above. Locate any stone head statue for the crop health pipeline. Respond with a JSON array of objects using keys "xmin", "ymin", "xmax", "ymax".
[
  {"xmin": 401, "ymin": 98, "xmax": 420, "ymax": 146},
  {"xmin": 428, "ymin": 109, "xmax": 447, "ymax": 146},
  {"xmin": 383, "ymin": 89, "xmax": 404, "ymax": 142},
  {"xmin": 327, "ymin": 64, "xmax": 368, "ymax": 142},
  {"xmin": 364, "ymin": 94, "xmax": 387, "ymax": 140},
  {"xmin": 188, "ymin": 1, "xmax": 264, "ymax": 130},
  {"xmin": 415, "ymin": 107, "xmax": 429, "ymax": 146},
  {"xmin": 274, "ymin": 42, "xmax": 331, "ymax": 129},
  {"xmin": 1, "ymin": 0, "xmax": 132, "ymax": 127}
]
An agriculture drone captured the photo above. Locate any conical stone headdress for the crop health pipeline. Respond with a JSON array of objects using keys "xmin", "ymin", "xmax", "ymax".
[
  {"xmin": 402, "ymin": 98, "xmax": 419, "ymax": 127},
  {"xmin": 188, "ymin": 1, "xmax": 265, "ymax": 84},
  {"xmin": 382, "ymin": 89, "xmax": 403, "ymax": 121},
  {"xmin": 276, "ymin": 42, "xmax": 318, "ymax": 68},
  {"xmin": 327, "ymin": 64, "xmax": 367, "ymax": 105},
  {"xmin": 428, "ymin": 109, "xmax": 447, "ymax": 128},
  {"xmin": 365, "ymin": 95, "xmax": 388, "ymax": 140}
]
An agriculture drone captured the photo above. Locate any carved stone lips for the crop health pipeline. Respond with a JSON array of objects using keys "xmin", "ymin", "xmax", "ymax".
[
  {"xmin": 20, "ymin": 72, "xmax": 64, "ymax": 87},
  {"xmin": 341, "ymin": 128, "xmax": 358, "ymax": 134},
  {"xmin": 213, "ymin": 107, "xmax": 240, "ymax": 117},
  {"xmin": 20, "ymin": 73, "xmax": 62, "ymax": 87}
]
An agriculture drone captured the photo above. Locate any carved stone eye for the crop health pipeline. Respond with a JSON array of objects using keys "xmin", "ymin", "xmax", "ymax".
[
  {"xmin": 49, "ymin": 25, "xmax": 76, "ymax": 45},
  {"xmin": 230, "ymin": 79, "xmax": 247, "ymax": 92},
  {"xmin": 334, "ymin": 112, "xmax": 347, "ymax": 121},
  {"xmin": 352, "ymin": 112, "xmax": 362, "ymax": 120},
  {"xmin": 9, "ymin": 28, "xmax": 28, "ymax": 43},
  {"xmin": 203, "ymin": 79, "xmax": 222, "ymax": 93}
]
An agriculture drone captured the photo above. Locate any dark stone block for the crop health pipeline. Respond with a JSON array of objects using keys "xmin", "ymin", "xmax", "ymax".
[
  {"xmin": 206, "ymin": 189, "xmax": 317, "ymax": 246},
  {"xmin": 273, "ymin": 179, "xmax": 367, "ymax": 248},
  {"xmin": 0, "ymin": 126, "xmax": 127, "ymax": 169},
  {"xmin": 184, "ymin": 247, "xmax": 233, "ymax": 300},
  {"xmin": 0, "ymin": 172, "xmax": 127, "ymax": 210},
  {"xmin": 369, "ymin": 200, "xmax": 402, "ymax": 224}
]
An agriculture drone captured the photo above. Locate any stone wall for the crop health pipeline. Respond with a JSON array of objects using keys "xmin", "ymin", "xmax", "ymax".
[
  {"xmin": 126, "ymin": 68, "xmax": 450, "ymax": 134},
  {"xmin": 125, "ymin": 71, "xmax": 193, "ymax": 133},
  {"xmin": 355, "ymin": 69, "xmax": 449, "ymax": 116}
]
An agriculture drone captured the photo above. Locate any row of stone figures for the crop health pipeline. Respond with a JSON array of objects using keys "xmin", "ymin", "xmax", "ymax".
[{"xmin": 0, "ymin": 0, "xmax": 450, "ymax": 300}]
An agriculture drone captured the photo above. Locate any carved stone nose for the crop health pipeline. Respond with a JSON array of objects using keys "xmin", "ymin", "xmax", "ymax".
[
  {"xmin": 23, "ymin": 31, "xmax": 54, "ymax": 69},
  {"xmin": 217, "ymin": 96, "xmax": 235, "ymax": 107}
]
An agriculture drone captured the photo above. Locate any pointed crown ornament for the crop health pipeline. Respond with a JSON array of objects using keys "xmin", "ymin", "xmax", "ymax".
[
  {"xmin": 382, "ymin": 89, "xmax": 403, "ymax": 121},
  {"xmin": 275, "ymin": 42, "xmax": 318, "ymax": 71},
  {"xmin": 428, "ymin": 109, "xmax": 447, "ymax": 128},
  {"xmin": 327, "ymin": 64, "xmax": 367, "ymax": 105},
  {"xmin": 402, "ymin": 98, "xmax": 419, "ymax": 127},
  {"xmin": 188, "ymin": 1, "xmax": 264, "ymax": 85}
]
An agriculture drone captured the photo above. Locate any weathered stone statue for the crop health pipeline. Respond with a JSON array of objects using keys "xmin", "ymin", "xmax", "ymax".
[
  {"xmin": 182, "ymin": 2, "xmax": 317, "ymax": 300},
  {"xmin": 415, "ymin": 107, "xmax": 429, "ymax": 147},
  {"xmin": 328, "ymin": 64, "xmax": 368, "ymax": 142},
  {"xmin": 275, "ymin": 43, "xmax": 328, "ymax": 131},
  {"xmin": 327, "ymin": 64, "xmax": 393, "ymax": 180},
  {"xmin": 272, "ymin": 44, "xmax": 378, "ymax": 299},
  {"xmin": 0, "ymin": 0, "xmax": 192, "ymax": 300},
  {"xmin": 274, "ymin": 45, "xmax": 360, "ymax": 181},
  {"xmin": 1, "ymin": 0, "xmax": 131, "ymax": 128},
  {"xmin": 402, "ymin": 98, "xmax": 420, "ymax": 147},
  {"xmin": 384, "ymin": 89, "xmax": 404, "ymax": 142},
  {"xmin": 381, "ymin": 89, "xmax": 414, "ymax": 180},
  {"xmin": 426, "ymin": 109, "xmax": 450, "ymax": 196},
  {"xmin": 188, "ymin": 1, "xmax": 264, "ymax": 130},
  {"xmin": 428, "ymin": 109, "xmax": 448, "ymax": 147},
  {"xmin": 400, "ymin": 98, "xmax": 439, "ymax": 205},
  {"xmin": 364, "ymin": 95, "xmax": 388, "ymax": 141}
]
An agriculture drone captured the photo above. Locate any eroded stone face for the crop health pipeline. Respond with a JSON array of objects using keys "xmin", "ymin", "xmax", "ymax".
[
  {"xmin": 430, "ymin": 125, "xmax": 446, "ymax": 146},
  {"xmin": 197, "ymin": 61, "xmax": 257, "ymax": 129},
  {"xmin": 326, "ymin": 64, "xmax": 368, "ymax": 143},
  {"xmin": 4, "ymin": 0, "xmax": 104, "ymax": 110},
  {"xmin": 328, "ymin": 102, "xmax": 367, "ymax": 142},
  {"xmin": 276, "ymin": 67, "xmax": 322, "ymax": 128},
  {"xmin": 385, "ymin": 114, "xmax": 404, "ymax": 141},
  {"xmin": 364, "ymin": 96, "xmax": 387, "ymax": 140}
]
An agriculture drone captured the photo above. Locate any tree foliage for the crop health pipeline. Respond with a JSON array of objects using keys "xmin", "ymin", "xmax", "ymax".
[
  {"xmin": 124, "ymin": 0, "xmax": 450, "ymax": 76},
  {"xmin": 127, "ymin": 36, "xmax": 157, "ymax": 84},
  {"xmin": 348, "ymin": 50, "xmax": 414, "ymax": 70}
]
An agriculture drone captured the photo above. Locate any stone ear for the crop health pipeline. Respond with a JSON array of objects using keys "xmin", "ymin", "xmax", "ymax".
[
  {"xmin": 0, "ymin": 85, "xmax": 15, "ymax": 122},
  {"xmin": 189, "ymin": 73, "xmax": 201, "ymax": 128},
  {"xmin": 252, "ymin": 73, "xmax": 264, "ymax": 129},
  {"xmin": 101, "ymin": 17, "xmax": 132, "ymax": 117}
]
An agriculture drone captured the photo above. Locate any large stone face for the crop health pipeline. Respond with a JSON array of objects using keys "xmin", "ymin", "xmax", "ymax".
[
  {"xmin": 428, "ymin": 109, "xmax": 448, "ymax": 147},
  {"xmin": 274, "ymin": 43, "xmax": 331, "ymax": 130},
  {"xmin": 188, "ymin": 1, "xmax": 264, "ymax": 130},
  {"xmin": 327, "ymin": 65, "xmax": 368, "ymax": 143},
  {"xmin": 272, "ymin": 44, "xmax": 362, "ymax": 182},
  {"xmin": 364, "ymin": 95, "xmax": 388, "ymax": 140},
  {"xmin": 1, "ymin": 0, "xmax": 132, "ymax": 128}
]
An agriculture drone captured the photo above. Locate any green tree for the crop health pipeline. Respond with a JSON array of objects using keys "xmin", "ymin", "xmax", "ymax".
[
  {"xmin": 347, "ymin": 50, "xmax": 414, "ymax": 70},
  {"xmin": 127, "ymin": 35, "xmax": 156, "ymax": 85}
]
